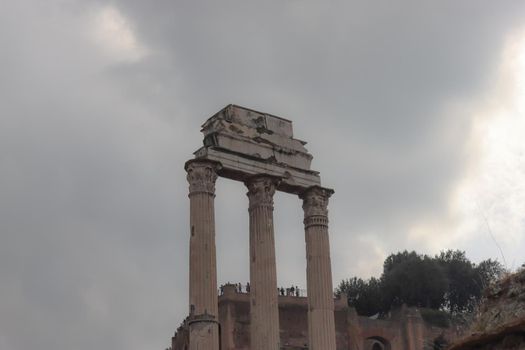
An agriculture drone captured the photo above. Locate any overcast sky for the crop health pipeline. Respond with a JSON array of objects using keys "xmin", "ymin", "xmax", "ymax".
[{"xmin": 2, "ymin": 1, "xmax": 525, "ymax": 350}]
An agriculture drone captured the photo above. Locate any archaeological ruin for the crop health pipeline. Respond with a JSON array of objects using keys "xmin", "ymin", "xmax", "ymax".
[
  {"xmin": 168, "ymin": 105, "xmax": 453, "ymax": 350},
  {"xmin": 448, "ymin": 269, "xmax": 525, "ymax": 350}
]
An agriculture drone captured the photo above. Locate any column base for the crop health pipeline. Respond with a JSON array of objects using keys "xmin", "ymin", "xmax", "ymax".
[{"xmin": 188, "ymin": 313, "xmax": 220, "ymax": 350}]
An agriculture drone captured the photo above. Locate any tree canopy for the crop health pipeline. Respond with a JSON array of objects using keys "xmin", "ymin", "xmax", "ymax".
[{"xmin": 336, "ymin": 250, "xmax": 504, "ymax": 316}]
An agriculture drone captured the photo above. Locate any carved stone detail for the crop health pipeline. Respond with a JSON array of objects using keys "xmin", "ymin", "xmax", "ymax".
[
  {"xmin": 245, "ymin": 176, "xmax": 279, "ymax": 210},
  {"xmin": 303, "ymin": 215, "xmax": 329, "ymax": 228},
  {"xmin": 186, "ymin": 160, "xmax": 220, "ymax": 195},
  {"xmin": 301, "ymin": 186, "xmax": 333, "ymax": 218}
]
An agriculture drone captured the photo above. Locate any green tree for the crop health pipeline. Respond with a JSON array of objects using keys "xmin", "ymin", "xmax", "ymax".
[
  {"xmin": 382, "ymin": 252, "xmax": 448, "ymax": 309},
  {"xmin": 338, "ymin": 250, "xmax": 503, "ymax": 317},
  {"xmin": 436, "ymin": 250, "xmax": 505, "ymax": 313},
  {"xmin": 436, "ymin": 250, "xmax": 479, "ymax": 313},
  {"xmin": 383, "ymin": 250, "xmax": 420, "ymax": 273},
  {"xmin": 475, "ymin": 259, "xmax": 505, "ymax": 289},
  {"xmin": 336, "ymin": 277, "xmax": 382, "ymax": 316}
]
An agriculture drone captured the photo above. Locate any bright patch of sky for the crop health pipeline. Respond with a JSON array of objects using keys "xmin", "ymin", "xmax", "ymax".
[
  {"xmin": 410, "ymin": 29, "xmax": 525, "ymax": 270},
  {"xmin": 89, "ymin": 5, "xmax": 148, "ymax": 62}
]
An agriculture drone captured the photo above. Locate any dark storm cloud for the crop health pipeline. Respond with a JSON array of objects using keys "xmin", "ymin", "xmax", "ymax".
[
  {"xmin": 110, "ymin": 0, "xmax": 523, "ymax": 224},
  {"xmin": 0, "ymin": 2, "xmax": 190, "ymax": 349},
  {"xmin": 1, "ymin": 1, "xmax": 525, "ymax": 350},
  {"xmin": 110, "ymin": 0, "xmax": 525, "ymax": 268}
]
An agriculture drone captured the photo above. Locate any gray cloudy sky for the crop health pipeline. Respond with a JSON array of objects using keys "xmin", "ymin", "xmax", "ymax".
[{"xmin": 2, "ymin": 1, "xmax": 525, "ymax": 349}]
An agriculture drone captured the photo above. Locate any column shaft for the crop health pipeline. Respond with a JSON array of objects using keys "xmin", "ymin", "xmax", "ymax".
[
  {"xmin": 186, "ymin": 160, "xmax": 220, "ymax": 350},
  {"xmin": 301, "ymin": 186, "xmax": 336, "ymax": 350},
  {"xmin": 246, "ymin": 176, "xmax": 280, "ymax": 350}
]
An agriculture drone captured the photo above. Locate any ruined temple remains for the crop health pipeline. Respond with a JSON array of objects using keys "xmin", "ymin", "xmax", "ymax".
[
  {"xmin": 184, "ymin": 105, "xmax": 336, "ymax": 350},
  {"xmin": 172, "ymin": 105, "xmax": 453, "ymax": 350}
]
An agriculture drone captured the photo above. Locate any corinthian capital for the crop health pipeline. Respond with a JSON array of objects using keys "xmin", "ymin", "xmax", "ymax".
[
  {"xmin": 185, "ymin": 160, "xmax": 221, "ymax": 195},
  {"xmin": 300, "ymin": 186, "xmax": 334, "ymax": 218},
  {"xmin": 245, "ymin": 176, "xmax": 279, "ymax": 210}
]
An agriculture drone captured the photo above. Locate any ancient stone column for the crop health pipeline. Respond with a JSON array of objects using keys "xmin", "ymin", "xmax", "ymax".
[
  {"xmin": 185, "ymin": 159, "xmax": 221, "ymax": 350},
  {"xmin": 300, "ymin": 186, "xmax": 336, "ymax": 350},
  {"xmin": 246, "ymin": 175, "xmax": 281, "ymax": 350}
]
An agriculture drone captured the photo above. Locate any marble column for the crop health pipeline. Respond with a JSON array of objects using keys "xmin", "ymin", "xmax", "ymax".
[
  {"xmin": 185, "ymin": 159, "xmax": 221, "ymax": 350},
  {"xmin": 246, "ymin": 175, "xmax": 281, "ymax": 350},
  {"xmin": 300, "ymin": 186, "xmax": 336, "ymax": 350}
]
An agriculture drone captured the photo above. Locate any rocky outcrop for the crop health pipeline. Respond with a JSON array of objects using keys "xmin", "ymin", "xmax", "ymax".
[{"xmin": 449, "ymin": 269, "xmax": 525, "ymax": 350}]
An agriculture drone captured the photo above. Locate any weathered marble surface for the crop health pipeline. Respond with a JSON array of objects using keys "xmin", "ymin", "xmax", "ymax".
[
  {"xmin": 246, "ymin": 176, "xmax": 281, "ymax": 350},
  {"xmin": 301, "ymin": 186, "xmax": 337, "ymax": 350},
  {"xmin": 185, "ymin": 160, "xmax": 221, "ymax": 350},
  {"xmin": 193, "ymin": 104, "xmax": 321, "ymax": 194}
]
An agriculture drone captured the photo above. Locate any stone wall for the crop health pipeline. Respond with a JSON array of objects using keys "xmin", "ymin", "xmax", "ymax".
[{"xmin": 169, "ymin": 284, "xmax": 453, "ymax": 350}]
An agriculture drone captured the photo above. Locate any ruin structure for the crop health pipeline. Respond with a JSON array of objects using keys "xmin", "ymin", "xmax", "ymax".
[
  {"xmin": 170, "ymin": 105, "xmax": 453, "ymax": 350},
  {"xmin": 449, "ymin": 269, "xmax": 525, "ymax": 350},
  {"xmin": 183, "ymin": 104, "xmax": 335, "ymax": 350},
  {"xmin": 171, "ymin": 283, "xmax": 456, "ymax": 350}
]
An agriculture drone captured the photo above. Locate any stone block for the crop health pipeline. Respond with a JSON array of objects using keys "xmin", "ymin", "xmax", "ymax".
[{"xmin": 194, "ymin": 105, "xmax": 321, "ymax": 194}]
